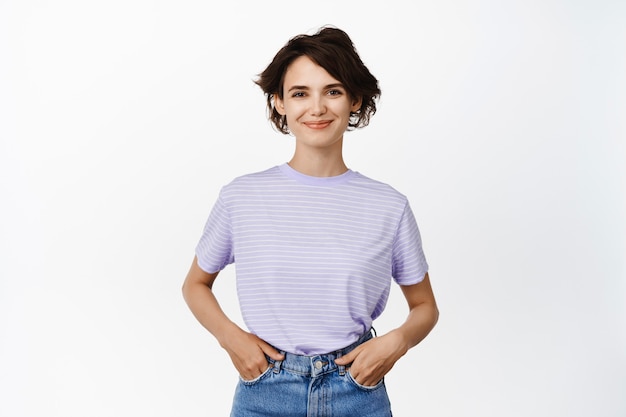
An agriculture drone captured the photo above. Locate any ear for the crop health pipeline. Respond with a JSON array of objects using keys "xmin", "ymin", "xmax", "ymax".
[
  {"xmin": 274, "ymin": 94, "xmax": 286, "ymax": 115},
  {"xmin": 351, "ymin": 96, "xmax": 362, "ymax": 112}
]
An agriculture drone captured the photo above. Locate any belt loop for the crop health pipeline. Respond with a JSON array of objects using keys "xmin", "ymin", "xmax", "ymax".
[
  {"xmin": 273, "ymin": 351, "xmax": 284, "ymax": 374},
  {"xmin": 336, "ymin": 351, "xmax": 346, "ymax": 376}
]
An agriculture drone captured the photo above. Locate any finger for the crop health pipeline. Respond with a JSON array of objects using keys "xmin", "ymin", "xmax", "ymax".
[
  {"xmin": 349, "ymin": 365, "xmax": 381, "ymax": 387},
  {"xmin": 237, "ymin": 354, "xmax": 270, "ymax": 379},
  {"xmin": 358, "ymin": 374, "xmax": 380, "ymax": 387},
  {"xmin": 241, "ymin": 364, "xmax": 267, "ymax": 381},
  {"xmin": 335, "ymin": 348, "xmax": 358, "ymax": 365},
  {"xmin": 259, "ymin": 341, "xmax": 285, "ymax": 360}
]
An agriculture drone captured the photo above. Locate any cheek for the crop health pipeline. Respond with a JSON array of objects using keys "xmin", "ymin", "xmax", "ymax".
[
  {"xmin": 333, "ymin": 103, "xmax": 354, "ymax": 117},
  {"xmin": 285, "ymin": 105, "xmax": 306, "ymax": 120}
]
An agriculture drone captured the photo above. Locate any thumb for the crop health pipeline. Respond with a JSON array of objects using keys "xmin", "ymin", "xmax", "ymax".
[
  {"xmin": 335, "ymin": 349, "xmax": 357, "ymax": 365},
  {"xmin": 259, "ymin": 341, "xmax": 285, "ymax": 360}
]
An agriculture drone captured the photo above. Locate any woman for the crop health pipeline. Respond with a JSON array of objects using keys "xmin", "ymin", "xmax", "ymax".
[{"xmin": 182, "ymin": 26, "xmax": 438, "ymax": 417}]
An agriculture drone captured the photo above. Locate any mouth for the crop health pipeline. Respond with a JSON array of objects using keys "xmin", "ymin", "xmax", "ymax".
[{"xmin": 303, "ymin": 120, "xmax": 332, "ymax": 130}]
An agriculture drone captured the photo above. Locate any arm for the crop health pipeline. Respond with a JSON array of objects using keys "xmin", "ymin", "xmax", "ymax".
[
  {"xmin": 182, "ymin": 256, "xmax": 283, "ymax": 379},
  {"xmin": 335, "ymin": 272, "xmax": 439, "ymax": 386}
]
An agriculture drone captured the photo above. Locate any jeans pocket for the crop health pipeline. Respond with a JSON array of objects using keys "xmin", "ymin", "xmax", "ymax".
[
  {"xmin": 239, "ymin": 364, "xmax": 273, "ymax": 386},
  {"xmin": 346, "ymin": 370, "xmax": 385, "ymax": 391}
]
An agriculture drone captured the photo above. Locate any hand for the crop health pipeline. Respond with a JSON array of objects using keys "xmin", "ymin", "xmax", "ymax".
[
  {"xmin": 335, "ymin": 330, "xmax": 408, "ymax": 386},
  {"xmin": 220, "ymin": 327, "xmax": 284, "ymax": 380}
]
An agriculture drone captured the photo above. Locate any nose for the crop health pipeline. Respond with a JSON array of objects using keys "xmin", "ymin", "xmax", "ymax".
[{"xmin": 310, "ymin": 94, "xmax": 326, "ymax": 116}]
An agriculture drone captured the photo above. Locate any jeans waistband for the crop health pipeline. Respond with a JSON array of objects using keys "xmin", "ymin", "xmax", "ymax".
[{"xmin": 268, "ymin": 329, "xmax": 374, "ymax": 377}]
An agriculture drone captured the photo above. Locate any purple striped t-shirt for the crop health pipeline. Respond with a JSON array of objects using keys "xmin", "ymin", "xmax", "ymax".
[{"xmin": 195, "ymin": 163, "xmax": 428, "ymax": 355}]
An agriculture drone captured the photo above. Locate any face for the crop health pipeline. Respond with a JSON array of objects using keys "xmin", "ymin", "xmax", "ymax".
[{"xmin": 274, "ymin": 56, "xmax": 361, "ymax": 152}]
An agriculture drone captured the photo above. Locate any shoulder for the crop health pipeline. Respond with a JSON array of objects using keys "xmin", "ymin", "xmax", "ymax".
[
  {"xmin": 349, "ymin": 171, "xmax": 409, "ymax": 205},
  {"xmin": 218, "ymin": 166, "xmax": 284, "ymax": 199},
  {"xmin": 222, "ymin": 166, "xmax": 282, "ymax": 188}
]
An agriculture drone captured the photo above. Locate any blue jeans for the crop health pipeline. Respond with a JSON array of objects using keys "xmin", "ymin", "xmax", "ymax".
[{"xmin": 230, "ymin": 330, "xmax": 392, "ymax": 417}]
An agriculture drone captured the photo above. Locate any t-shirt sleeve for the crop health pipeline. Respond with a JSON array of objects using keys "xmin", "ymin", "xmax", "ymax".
[
  {"xmin": 194, "ymin": 191, "xmax": 234, "ymax": 273},
  {"xmin": 391, "ymin": 202, "xmax": 429, "ymax": 285}
]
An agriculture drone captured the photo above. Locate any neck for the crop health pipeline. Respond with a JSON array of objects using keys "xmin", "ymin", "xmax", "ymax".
[{"xmin": 288, "ymin": 141, "xmax": 348, "ymax": 177}]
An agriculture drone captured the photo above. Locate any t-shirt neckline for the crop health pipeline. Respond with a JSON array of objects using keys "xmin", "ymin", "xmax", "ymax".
[{"xmin": 278, "ymin": 163, "xmax": 356, "ymax": 186}]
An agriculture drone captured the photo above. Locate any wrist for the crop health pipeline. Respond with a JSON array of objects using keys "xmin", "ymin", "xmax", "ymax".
[
  {"xmin": 215, "ymin": 320, "xmax": 242, "ymax": 349},
  {"xmin": 389, "ymin": 328, "xmax": 411, "ymax": 357}
]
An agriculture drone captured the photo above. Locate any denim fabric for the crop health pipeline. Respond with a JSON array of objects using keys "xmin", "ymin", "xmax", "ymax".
[{"xmin": 230, "ymin": 330, "xmax": 392, "ymax": 417}]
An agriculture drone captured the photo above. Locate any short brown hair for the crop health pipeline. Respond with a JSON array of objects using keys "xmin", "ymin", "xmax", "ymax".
[{"xmin": 255, "ymin": 27, "xmax": 381, "ymax": 134}]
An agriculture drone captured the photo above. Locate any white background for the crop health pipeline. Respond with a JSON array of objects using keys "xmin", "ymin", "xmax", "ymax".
[{"xmin": 1, "ymin": 1, "xmax": 625, "ymax": 416}]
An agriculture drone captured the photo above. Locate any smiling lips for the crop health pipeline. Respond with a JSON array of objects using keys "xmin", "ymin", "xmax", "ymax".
[{"xmin": 303, "ymin": 120, "xmax": 332, "ymax": 129}]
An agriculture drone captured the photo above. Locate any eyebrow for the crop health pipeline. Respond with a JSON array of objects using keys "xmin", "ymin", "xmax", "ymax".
[{"xmin": 287, "ymin": 83, "xmax": 345, "ymax": 93}]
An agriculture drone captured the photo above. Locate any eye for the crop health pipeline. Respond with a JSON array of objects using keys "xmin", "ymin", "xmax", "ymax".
[
  {"xmin": 327, "ymin": 89, "xmax": 343, "ymax": 96},
  {"xmin": 292, "ymin": 91, "xmax": 305, "ymax": 98}
]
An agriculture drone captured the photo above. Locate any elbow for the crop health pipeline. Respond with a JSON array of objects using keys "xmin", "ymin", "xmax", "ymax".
[
  {"xmin": 428, "ymin": 301, "xmax": 439, "ymax": 332},
  {"xmin": 181, "ymin": 280, "xmax": 191, "ymax": 303}
]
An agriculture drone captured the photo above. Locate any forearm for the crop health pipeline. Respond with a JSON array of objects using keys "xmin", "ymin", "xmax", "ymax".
[
  {"xmin": 182, "ymin": 260, "xmax": 284, "ymax": 378},
  {"xmin": 334, "ymin": 281, "xmax": 438, "ymax": 386},
  {"xmin": 182, "ymin": 279, "xmax": 240, "ymax": 346},
  {"xmin": 393, "ymin": 300, "xmax": 439, "ymax": 353},
  {"xmin": 393, "ymin": 274, "xmax": 439, "ymax": 353}
]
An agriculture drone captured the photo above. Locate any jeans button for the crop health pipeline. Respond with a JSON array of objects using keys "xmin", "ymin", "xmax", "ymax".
[{"xmin": 314, "ymin": 360, "xmax": 323, "ymax": 369}]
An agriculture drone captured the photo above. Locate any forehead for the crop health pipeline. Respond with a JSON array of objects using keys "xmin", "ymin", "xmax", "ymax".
[{"xmin": 283, "ymin": 55, "xmax": 341, "ymax": 87}]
